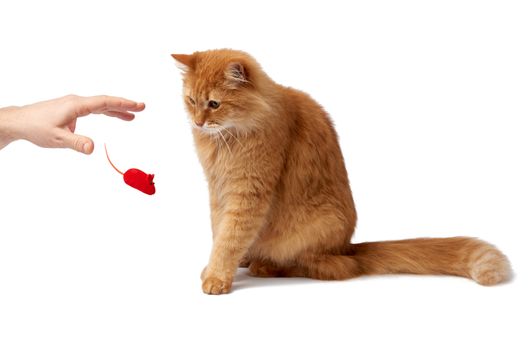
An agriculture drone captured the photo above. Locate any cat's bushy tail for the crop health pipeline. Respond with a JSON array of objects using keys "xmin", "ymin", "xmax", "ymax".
[{"xmin": 346, "ymin": 237, "xmax": 511, "ymax": 285}]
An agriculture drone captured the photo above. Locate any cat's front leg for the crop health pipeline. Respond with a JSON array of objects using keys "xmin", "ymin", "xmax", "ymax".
[{"xmin": 201, "ymin": 187, "xmax": 273, "ymax": 295}]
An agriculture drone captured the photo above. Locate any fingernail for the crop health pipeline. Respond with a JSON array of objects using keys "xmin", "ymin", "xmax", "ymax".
[{"xmin": 83, "ymin": 143, "xmax": 90, "ymax": 153}]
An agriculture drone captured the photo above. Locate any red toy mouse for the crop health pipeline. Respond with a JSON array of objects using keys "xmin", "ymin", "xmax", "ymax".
[{"xmin": 104, "ymin": 144, "xmax": 156, "ymax": 195}]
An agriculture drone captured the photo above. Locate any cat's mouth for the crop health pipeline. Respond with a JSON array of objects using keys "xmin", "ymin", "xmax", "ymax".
[{"xmin": 193, "ymin": 122, "xmax": 223, "ymax": 134}]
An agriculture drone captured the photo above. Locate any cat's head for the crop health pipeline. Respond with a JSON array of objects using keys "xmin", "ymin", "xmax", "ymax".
[{"xmin": 172, "ymin": 49, "xmax": 270, "ymax": 134}]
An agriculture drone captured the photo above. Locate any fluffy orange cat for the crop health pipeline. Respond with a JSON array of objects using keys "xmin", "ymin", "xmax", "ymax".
[{"xmin": 172, "ymin": 49, "xmax": 511, "ymax": 295}]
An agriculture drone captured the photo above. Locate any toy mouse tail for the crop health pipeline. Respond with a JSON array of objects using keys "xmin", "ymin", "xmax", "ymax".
[{"xmin": 104, "ymin": 143, "xmax": 124, "ymax": 175}]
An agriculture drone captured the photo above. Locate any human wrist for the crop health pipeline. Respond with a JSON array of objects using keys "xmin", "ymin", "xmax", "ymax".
[{"xmin": 0, "ymin": 106, "xmax": 23, "ymax": 148}]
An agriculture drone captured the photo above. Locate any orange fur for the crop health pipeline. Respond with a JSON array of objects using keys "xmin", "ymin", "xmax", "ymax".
[{"xmin": 172, "ymin": 49, "xmax": 511, "ymax": 294}]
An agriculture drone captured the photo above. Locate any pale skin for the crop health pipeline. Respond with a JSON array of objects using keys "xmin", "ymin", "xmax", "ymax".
[{"xmin": 0, "ymin": 95, "xmax": 145, "ymax": 153}]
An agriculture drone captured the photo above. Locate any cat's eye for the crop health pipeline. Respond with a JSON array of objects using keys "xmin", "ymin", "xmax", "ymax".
[
  {"xmin": 208, "ymin": 100, "xmax": 220, "ymax": 109},
  {"xmin": 187, "ymin": 96, "xmax": 196, "ymax": 105}
]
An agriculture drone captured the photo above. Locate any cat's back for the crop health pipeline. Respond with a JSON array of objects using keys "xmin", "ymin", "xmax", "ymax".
[
  {"xmin": 277, "ymin": 85, "xmax": 352, "ymax": 202},
  {"xmin": 281, "ymin": 86, "xmax": 333, "ymax": 133},
  {"xmin": 280, "ymin": 85, "xmax": 343, "ymax": 162}
]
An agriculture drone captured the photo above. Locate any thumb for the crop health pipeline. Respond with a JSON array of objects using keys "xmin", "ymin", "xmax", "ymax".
[{"xmin": 57, "ymin": 130, "xmax": 94, "ymax": 154}]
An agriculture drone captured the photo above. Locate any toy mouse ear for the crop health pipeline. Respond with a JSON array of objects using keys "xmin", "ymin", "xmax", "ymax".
[{"xmin": 171, "ymin": 54, "xmax": 195, "ymax": 72}]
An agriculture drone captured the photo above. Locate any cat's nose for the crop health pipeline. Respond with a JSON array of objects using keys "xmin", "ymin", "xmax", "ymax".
[{"xmin": 195, "ymin": 120, "xmax": 205, "ymax": 127}]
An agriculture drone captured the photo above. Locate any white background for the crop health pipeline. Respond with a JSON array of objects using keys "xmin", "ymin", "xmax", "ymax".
[{"xmin": 1, "ymin": 1, "xmax": 530, "ymax": 349}]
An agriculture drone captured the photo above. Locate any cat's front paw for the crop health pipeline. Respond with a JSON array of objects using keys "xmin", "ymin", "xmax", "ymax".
[{"xmin": 202, "ymin": 276, "xmax": 232, "ymax": 295}]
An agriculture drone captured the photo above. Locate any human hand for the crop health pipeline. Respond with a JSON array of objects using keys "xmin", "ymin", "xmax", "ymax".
[{"xmin": 0, "ymin": 95, "xmax": 145, "ymax": 154}]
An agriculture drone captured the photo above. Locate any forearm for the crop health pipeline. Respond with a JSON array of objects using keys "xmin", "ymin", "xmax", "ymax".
[{"xmin": 0, "ymin": 106, "xmax": 22, "ymax": 150}]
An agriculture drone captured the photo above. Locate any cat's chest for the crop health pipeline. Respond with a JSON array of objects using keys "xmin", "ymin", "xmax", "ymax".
[
  {"xmin": 196, "ymin": 146, "xmax": 244, "ymax": 202},
  {"xmin": 193, "ymin": 131, "xmax": 269, "ymax": 187},
  {"xmin": 194, "ymin": 136, "xmax": 240, "ymax": 176}
]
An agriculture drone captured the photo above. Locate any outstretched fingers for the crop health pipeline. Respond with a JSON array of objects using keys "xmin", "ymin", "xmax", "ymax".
[
  {"xmin": 74, "ymin": 95, "xmax": 145, "ymax": 118},
  {"xmin": 102, "ymin": 110, "xmax": 136, "ymax": 121}
]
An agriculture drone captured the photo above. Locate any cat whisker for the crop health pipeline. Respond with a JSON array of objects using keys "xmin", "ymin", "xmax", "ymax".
[
  {"xmin": 207, "ymin": 130, "xmax": 221, "ymax": 149},
  {"xmin": 213, "ymin": 132, "xmax": 222, "ymax": 148},
  {"xmin": 219, "ymin": 125, "xmax": 244, "ymax": 148},
  {"xmin": 216, "ymin": 129, "xmax": 232, "ymax": 155}
]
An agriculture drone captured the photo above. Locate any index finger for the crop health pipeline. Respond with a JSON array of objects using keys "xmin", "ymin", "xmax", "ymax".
[{"xmin": 76, "ymin": 95, "xmax": 145, "ymax": 116}]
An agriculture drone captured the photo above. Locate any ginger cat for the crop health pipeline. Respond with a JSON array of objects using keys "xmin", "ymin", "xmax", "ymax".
[{"xmin": 172, "ymin": 49, "xmax": 511, "ymax": 295}]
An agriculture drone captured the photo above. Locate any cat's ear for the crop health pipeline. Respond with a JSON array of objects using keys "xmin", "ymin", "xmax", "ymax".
[
  {"xmin": 225, "ymin": 62, "xmax": 249, "ymax": 87},
  {"xmin": 171, "ymin": 54, "xmax": 195, "ymax": 72}
]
